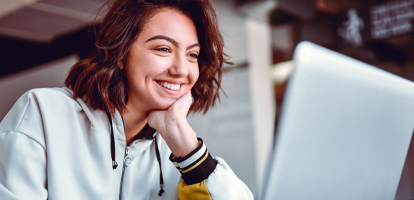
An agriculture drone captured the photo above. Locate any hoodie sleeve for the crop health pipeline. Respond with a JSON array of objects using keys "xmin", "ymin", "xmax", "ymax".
[
  {"xmin": 0, "ymin": 91, "xmax": 48, "ymax": 200},
  {"xmin": 170, "ymin": 138, "xmax": 253, "ymax": 200},
  {"xmin": 0, "ymin": 131, "xmax": 48, "ymax": 200}
]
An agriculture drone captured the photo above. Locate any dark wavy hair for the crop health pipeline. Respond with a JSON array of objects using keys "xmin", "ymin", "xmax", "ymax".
[{"xmin": 65, "ymin": 0, "xmax": 226, "ymax": 114}]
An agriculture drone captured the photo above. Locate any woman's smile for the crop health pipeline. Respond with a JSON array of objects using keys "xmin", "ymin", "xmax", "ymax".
[
  {"xmin": 158, "ymin": 81, "xmax": 180, "ymax": 91},
  {"xmin": 156, "ymin": 80, "xmax": 182, "ymax": 95}
]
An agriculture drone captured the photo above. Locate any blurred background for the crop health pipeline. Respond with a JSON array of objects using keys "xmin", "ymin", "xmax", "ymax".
[{"xmin": 1, "ymin": 0, "xmax": 414, "ymax": 199}]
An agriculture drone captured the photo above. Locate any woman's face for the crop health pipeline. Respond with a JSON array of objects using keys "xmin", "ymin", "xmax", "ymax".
[{"xmin": 123, "ymin": 8, "xmax": 200, "ymax": 113}]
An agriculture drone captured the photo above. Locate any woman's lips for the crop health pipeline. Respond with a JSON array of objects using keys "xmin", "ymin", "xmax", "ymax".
[
  {"xmin": 157, "ymin": 81, "xmax": 180, "ymax": 91},
  {"xmin": 156, "ymin": 81, "xmax": 182, "ymax": 95}
]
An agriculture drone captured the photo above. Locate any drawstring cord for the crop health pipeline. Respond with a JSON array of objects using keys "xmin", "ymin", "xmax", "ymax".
[
  {"xmin": 105, "ymin": 111, "xmax": 118, "ymax": 170},
  {"xmin": 155, "ymin": 137, "xmax": 165, "ymax": 196},
  {"xmin": 106, "ymin": 111, "xmax": 164, "ymax": 196}
]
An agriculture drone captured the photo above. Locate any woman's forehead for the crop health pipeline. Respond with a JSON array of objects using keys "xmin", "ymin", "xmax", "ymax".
[{"xmin": 137, "ymin": 8, "xmax": 198, "ymax": 44}]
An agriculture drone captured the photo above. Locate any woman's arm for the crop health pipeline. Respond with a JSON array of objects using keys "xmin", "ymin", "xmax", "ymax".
[
  {"xmin": 148, "ymin": 93, "xmax": 253, "ymax": 199},
  {"xmin": 0, "ymin": 91, "xmax": 48, "ymax": 199},
  {"xmin": 147, "ymin": 92, "xmax": 198, "ymax": 158},
  {"xmin": 171, "ymin": 139, "xmax": 254, "ymax": 200},
  {"xmin": 0, "ymin": 131, "xmax": 48, "ymax": 199}
]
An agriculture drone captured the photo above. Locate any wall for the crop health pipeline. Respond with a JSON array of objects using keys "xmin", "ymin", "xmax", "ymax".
[
  {"xmin": 188, "ymin": 0, "xmax": 275, "ymax": 197},
  {"xmin": 0, "ymin": 55, "xmax": 78, "ymax": 120}
]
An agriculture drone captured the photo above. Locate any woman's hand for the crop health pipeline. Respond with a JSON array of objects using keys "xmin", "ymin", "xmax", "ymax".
[{"xmin": 147, "ymin": 92, "xmax": 199, "ymax": 157}]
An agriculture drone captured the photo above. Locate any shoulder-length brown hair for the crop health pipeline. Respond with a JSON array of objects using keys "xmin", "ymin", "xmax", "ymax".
[{"xmin": 65, "ymin": 0, "xmax": 227, "ymax": 114}]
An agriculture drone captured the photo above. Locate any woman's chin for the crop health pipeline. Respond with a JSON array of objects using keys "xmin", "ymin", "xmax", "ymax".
[{"xmin": 153, "ymin": 99, "xmax": 176, "ymax": 110}]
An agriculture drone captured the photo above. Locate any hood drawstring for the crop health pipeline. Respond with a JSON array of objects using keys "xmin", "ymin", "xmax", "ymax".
[
  {"xmin": 106, "ymin": 111, "xmax": 118, "ymax": 170},
  {"xmin": 106, "ymin": 111, "xmax": 164, "ymax": 196},
  {"xmin": 154, "ymin": 136, "xmax": 165, "ymax": 196}
]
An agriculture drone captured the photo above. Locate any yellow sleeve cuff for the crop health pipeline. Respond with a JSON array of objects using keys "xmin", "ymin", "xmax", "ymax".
[{"xmin": 177, "ymin": 180, "xmax": 212, "ymax": 200}]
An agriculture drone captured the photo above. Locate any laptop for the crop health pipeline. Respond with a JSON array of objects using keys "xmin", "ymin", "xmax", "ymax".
[{"xmin": 261, "ymin": 41, "xmax": 414, "ymax": 200}]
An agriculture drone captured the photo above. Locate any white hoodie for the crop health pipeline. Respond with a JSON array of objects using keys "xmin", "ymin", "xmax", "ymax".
[{"xmin": 0, "ymin": 87, "xmax": 253, "ymax": 200}]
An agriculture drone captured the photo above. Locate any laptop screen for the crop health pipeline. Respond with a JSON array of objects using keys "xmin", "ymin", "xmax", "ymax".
[{"xmin": 262, "ymin": 42, "xmax": 414, "ymax": 200}]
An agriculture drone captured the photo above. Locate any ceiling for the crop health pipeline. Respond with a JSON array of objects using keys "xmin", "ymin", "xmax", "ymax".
[{"xmin": 0, "ymin": 0, "xmax": 106, "ymax": 43}]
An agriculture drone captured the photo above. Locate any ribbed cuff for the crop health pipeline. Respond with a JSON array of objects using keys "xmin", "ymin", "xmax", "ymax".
[{"xmin": 169, "ymin": 138, "xmax": 217, "ymax": 185}]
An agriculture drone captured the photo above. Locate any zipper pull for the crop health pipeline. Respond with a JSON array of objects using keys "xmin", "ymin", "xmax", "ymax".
[{"xmin": 124, "ymin": 146, "xmax": 131, "ymax": 167}]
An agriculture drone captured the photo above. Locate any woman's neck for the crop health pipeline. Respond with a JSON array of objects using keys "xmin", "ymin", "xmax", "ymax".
[{"xmin": 122, "ymin": 102, "xmax": 149, "ymax": 146}]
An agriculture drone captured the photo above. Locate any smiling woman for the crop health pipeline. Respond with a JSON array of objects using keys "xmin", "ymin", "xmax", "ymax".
[
  {"xmin": 123, "ymin": 9, "xmax": 200, "ymax": 113},
  {"xmin": 0, "ymin": 0, "xmax": 253, "ymax": 199}
]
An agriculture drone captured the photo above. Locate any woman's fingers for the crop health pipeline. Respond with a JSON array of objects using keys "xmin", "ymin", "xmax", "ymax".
[
  {"xmin": 147, "ymin": 92, "xmax": 198, "ymax": 157},
  {"xmin": 147, "ymin": 92, "xmax": 192, "ymax": 132},
  {"xmin": 169, "ymin": 92, "xmax": 192, "ymax": 117}
]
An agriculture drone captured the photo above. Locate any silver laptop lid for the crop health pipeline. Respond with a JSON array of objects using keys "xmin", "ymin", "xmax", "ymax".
[{"xmin": 262, "ymin": 41, "xmax": 414, "ymax": 200}]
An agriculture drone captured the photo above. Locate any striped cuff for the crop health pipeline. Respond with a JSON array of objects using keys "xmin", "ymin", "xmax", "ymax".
[{"xmin": 169, "ymin": 138, "xmax": 217, "ymax": 185}]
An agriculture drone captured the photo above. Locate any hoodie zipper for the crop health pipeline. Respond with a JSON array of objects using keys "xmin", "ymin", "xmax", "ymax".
[
  {"xmin": 119, "ymin": 116, "xmax": 130, "ymax": 200},
  {"xmin": 119, "ymin": 145, "xmax": 132, "ymax": 200},
  {"xmin": 118, "ymin": 116, "xmax": 161, "ymax": 199},
  {"xmin": 124, "ymin": 147, "xmax": 131, "ymax": 166}
]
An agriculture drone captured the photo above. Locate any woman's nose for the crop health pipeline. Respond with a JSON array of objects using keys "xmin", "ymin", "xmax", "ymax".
[{"xmin": 168, "ymin": 55, "xmax": 189, "ymax": 77}]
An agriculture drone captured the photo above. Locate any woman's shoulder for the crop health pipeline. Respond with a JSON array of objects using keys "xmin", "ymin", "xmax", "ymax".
[
  {"xmin": 17, "ymin": 87, "xmax": 81, "ymax": 113},
  {"xmin": 0, "ymin": 87, "xmax": 81, "ymax": 147},
  {"xmin": 1, "ymin": 87, "xmax": 111, "ymax": 135},
  {"xmin": 0, "ymin": 87, "xmax": 80, "ymax": 131},
  {"xmin": 9, "ymin": 87, "xmax": 75, "ymax": 104},
  {"xmin": 24, "ymin": 87, "xmax": 74, "ymax": 101}
]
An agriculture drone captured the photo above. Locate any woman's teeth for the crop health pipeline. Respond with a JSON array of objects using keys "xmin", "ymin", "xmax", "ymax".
[{"xmin": 159, "ymin": 82, "xmax": 180, "ymax": 91}]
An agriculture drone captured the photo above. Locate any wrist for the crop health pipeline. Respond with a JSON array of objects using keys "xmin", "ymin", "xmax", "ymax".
[
  {"xmin": 164, "ymin": 120, "xmax": 198, "ymax": 157},
  {"xmin": 169, "ymin": 138, "xmax": 218, "ymax": 185}
]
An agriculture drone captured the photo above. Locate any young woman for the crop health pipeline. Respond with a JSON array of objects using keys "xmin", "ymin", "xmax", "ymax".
[{"xmin": 0, "ymin": 0, "xmax": 253, "ymax": 199}]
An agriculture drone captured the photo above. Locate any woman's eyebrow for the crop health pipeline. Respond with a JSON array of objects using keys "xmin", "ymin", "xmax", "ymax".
[
  {"xmin": 145, "ymin": 35, "xmax": 179, "ymax": 47},
  {"xmin": 187, "ymin": 43, "xmax": 200, "ymax": 50},
  {"xmin": 145, "ymin": 35, "xmax": 200, "ymax": 50}
]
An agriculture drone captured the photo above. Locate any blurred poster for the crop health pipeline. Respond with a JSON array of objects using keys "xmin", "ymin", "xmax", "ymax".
[
  {"xmin": 336, "ymin": 0, "xmax": 414, "ymax": 46},
  {"xmin": 337, "ymin": 8, "xmax": 367, "ymax": 47}
]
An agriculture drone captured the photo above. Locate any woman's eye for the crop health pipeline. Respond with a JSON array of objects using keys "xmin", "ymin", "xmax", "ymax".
[
  {"xmin": 155, "ymin": 47, "xmax": 171, "ymax": 53},
  {"xmin": 189, "ymin": 53, "xmax": 199, "ymax": 59}
]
